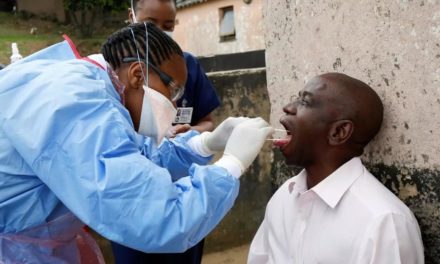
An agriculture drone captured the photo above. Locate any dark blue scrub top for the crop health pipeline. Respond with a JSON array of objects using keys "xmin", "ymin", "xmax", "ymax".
[
  {"xmin": 111, "ymin": 52, "xmax": 220, "ymax": 264},
  {"xmin": 176, "ymin": 52, "xmax": 221, "ymax": 125}
]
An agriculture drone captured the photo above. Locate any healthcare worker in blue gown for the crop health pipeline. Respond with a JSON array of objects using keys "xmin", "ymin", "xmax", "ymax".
[{"xmin": 0, "ymin": 22, "xmax": 273, "ymax": 263}]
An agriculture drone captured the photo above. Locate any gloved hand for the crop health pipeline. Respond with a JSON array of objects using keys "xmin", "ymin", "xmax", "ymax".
[
  {"xmin": 200, "ymin": 117, "xmax": 250, "ymax": 152},
  {"xmin": 221, "ymin": 118, "xmax": 273, "ymax": 174}
]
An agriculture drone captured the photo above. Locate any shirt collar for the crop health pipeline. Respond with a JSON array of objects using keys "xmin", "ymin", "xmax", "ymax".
[
  {"xmin": 288, "ymin": 170, "xmax": 308, "ymax": 195},
  {"xmin": 289, "ymin": 157, "xmax": 364, "ymax": 208},
  {"xmin": 311, "ymin": 157, "xmax": 364, "ymax": 208}
]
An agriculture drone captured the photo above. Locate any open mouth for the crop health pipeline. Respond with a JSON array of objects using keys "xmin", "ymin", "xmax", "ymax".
[{"xmin": 272, "ymin": 122, "xmax": 292, "ymax": 149}]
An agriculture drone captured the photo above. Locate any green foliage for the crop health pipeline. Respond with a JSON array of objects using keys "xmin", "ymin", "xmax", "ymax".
[
  {"xmin": 62, "ymin": 0, "xmax": 128, "ymax": 37},
  {"xmin": 63, "ymin": 0, "xmax": 127, "ymax": 12}
]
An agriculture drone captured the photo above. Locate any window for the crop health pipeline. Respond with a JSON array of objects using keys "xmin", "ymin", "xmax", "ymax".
[{"xmin": 219, "ymin": 6, "xmax": 235, "ymax": 42}]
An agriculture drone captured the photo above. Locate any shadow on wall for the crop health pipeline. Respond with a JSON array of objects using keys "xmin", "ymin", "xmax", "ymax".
[{"xmin": 367, "ymin": 163, "xmax": 440, "ymax": 264}]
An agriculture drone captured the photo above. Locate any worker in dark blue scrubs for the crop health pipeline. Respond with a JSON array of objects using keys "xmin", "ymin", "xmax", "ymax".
[
  {"xmin": 110, "ymin": 0, "xmax": 221, "ymax": 263},
  {"xmin": 176, "ymin": 52, "xmax": 220, "ymax": 127}
]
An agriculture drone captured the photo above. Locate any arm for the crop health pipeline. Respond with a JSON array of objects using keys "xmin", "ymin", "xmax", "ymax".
[
  {"xmin": 1, "ymin": 61, "xmax": 240, "ymax": 253},
  {"xmin": 191, "ymin": 113, "xmax": 215, "ymax": 133},
  {"xmin": 356, "ymin": 213, "xmax": 424, "ymax": 263},
  {"xmin": 171, "ymin": 113, "xmax": 215, "ymax": 136}
]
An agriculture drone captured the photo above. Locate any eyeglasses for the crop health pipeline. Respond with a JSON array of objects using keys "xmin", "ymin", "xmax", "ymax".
[{"xmin": 122, "ymin": 57, "xmax": 185, "ymax": 101}]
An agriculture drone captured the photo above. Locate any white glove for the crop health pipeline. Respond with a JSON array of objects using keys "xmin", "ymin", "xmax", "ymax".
[
  {"xmin": 200, "ymin": 117, "xmax": 250, "ymax": 152},
  {"xmin": 216, "ymin": 118, "xmax": 273, "ymax": 177}
]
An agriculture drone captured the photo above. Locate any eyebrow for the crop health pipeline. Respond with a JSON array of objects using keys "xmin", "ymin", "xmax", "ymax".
[{"xmin": 299, "ymin": 91, "xmax": 314, "ymax": 97}]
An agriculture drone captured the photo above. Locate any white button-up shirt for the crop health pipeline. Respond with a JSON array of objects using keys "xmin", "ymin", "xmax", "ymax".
[{"xmin": 248, "ymin": 157, "xmax": 424, "ymax": 264}]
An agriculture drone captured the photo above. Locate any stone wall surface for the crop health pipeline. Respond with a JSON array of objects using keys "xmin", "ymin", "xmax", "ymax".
[
  {"xmin": 203, "ymin": 67, "xmax": 273, "ymax": 253},
  {"xmin": 263, "ymin": 0, "xmax": 440, "ymax": 262}
]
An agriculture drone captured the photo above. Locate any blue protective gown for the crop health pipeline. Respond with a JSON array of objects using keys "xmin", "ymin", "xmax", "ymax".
[{"xmin": 0, "ymin": 39, "xmax": 239, "ymax": 258}]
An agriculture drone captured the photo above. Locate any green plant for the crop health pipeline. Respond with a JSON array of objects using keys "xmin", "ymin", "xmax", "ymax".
[{"xmin": 63, "ymin": 0, "xmax": 127, "ymax": 37}]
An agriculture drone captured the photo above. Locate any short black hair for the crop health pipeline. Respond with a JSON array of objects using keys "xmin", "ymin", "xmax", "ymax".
[{"xmin": 101, "ymin": 22, "xmax": 183, "ymax": 70}]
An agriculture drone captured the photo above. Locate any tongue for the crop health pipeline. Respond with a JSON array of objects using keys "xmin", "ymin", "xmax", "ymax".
[{"xmin": 273, "ymin": 135, "xmax": 291, "ymax": 148}]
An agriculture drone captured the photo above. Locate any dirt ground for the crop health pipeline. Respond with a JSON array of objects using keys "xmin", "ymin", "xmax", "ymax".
[{"xmin": 202, "ymin": 244, "xmax": 249, "ymax": 264}]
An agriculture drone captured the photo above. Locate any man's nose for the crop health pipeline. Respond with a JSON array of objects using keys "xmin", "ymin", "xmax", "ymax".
[{"xmin": 282, "ymin": 102, "xmax": 297, "ymax": 115}]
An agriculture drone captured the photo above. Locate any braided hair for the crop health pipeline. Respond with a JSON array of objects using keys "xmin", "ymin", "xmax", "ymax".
[{"xmin": 101, "ymin": 22, "xmax": 183, "ymax": 70}]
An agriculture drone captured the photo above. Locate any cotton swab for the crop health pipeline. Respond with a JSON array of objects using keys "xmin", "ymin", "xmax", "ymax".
[{"xmin": 267, "ymin": 128, "xmax": 290, "ymax": 141}]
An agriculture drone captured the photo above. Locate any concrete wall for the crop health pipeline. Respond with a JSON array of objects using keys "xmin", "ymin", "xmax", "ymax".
[
  {"xmin": 263, "ymin": 0, "xmax": 440, "ymax": 262},
  {"xmin": 204, "ymin": 67, "xmax": 272, "ymax": 253},
  {"xmin": 174, "ymin": 0, "xmax": 265, "ymax": 56},
  {"xmin": 16, "ymin": 0, "xmax": 66, "ymax": 22}
]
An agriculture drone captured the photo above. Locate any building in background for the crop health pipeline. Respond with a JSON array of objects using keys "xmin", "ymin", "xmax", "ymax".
[
  {"xmin": 15, "ymin": 0, "xmax": 66, "ymax": 22},
  {"xmin": 174, "ymin": 0, "xmax": 265, "ymax": 56}
]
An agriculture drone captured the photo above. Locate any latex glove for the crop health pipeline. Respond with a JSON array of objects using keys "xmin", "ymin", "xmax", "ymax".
[
  {"xmin": 200, "ymin": 117, "xmax": 250, "ymax": 152},
  {"xmin": 219, "ymin": 118, "xmax": 273, "ymax": 176}
]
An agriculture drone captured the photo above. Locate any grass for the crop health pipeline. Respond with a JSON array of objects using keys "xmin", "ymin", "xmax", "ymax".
[{"xmin": 0, "ymin": 11, "xmax": 122, "ymax": 66}]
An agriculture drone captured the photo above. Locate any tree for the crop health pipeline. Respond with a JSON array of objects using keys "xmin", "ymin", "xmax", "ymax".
[{"xmin": 63, "ymin": 0, "xmax": 127, "ymax": 37}]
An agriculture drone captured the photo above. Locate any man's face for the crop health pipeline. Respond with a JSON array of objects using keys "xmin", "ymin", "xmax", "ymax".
[
  {"xmin": 131, "ymin": 0, "xmax": 176, "ymax": 32},
  {"xmin": 279, "ymin": 77, "xmax": 337, "ymax": 166}
]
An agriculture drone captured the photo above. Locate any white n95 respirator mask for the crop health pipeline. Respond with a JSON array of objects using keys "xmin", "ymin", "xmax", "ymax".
[{"xmin": 138, "ymin": 85, "xmax": 177, "ymax": 145}]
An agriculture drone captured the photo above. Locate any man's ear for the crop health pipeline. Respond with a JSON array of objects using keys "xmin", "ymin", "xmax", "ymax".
[
  {"xmin": 127, "ymin": 62, "xmax": 146, "ymax": 90},
  {"xmin": 128, "ymin": 8, "xmax": 134, "ymax": 24},
  {"xmin": 328, "ymin": 120, "xmax": 354, "ymax": 146}
]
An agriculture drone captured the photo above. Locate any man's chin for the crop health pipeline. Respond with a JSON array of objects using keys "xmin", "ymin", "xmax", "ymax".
[
  {"xmin": 281, "ymin": 151, "xmax": 296, "ymax": 166},
  {"xmin": 281, "ymin": 150, "xmax": 302, "ymax": 167}
]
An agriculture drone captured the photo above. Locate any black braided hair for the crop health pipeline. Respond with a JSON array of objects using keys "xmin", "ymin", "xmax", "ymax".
[{"xmin": 101, "ymin": 22, "xmax": 183, "ymax": 70}]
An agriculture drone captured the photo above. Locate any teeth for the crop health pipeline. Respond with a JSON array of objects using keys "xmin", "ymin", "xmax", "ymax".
[{"xmin": 273, "ymin": 129, "xmax": 289, "ymax": 139}]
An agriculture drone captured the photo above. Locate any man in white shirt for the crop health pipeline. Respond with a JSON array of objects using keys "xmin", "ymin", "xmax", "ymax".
[{"xmin": 248, "ymin": 73, "xmax": 424, "ymax": 264}]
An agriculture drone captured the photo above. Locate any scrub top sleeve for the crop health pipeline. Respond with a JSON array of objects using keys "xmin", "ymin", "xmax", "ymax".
[
  {"xmin": 1, "ymin": 61, "xmax": 240, "ymax": 253},
  {"xmin": 183, "ymin": 52, "xmax": 221, "ymax": 124}
]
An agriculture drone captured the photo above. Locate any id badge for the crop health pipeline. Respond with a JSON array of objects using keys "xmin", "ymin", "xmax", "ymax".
[{"xmin": 174, "ymin": 107, "xmax": 193, "ymax": 124}]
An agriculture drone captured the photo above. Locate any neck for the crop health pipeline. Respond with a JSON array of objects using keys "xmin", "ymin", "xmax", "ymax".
[
  {"xmin": 304, "ymin": 157, "xmax": 352, "ymax": 189},
  {"xmin": 305, "ymin": 163, "xmax": 334, "ymax": 189}
]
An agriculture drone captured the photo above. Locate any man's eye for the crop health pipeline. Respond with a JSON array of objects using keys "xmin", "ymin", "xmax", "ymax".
[
  {"xmin": 300, "ymin": 99, "xmax": 309, "ymax": 106},
  {"xmin": 293, "ymin": 96, "xmax": 308, "ymax": 106}
]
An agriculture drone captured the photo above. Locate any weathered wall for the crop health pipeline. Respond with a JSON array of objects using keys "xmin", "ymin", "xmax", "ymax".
[
  {"xmin": 263, "ymin": 0, "xmax": 440, "ymax": 262},
  {"xmin": 204, "ymin": 67, "xmax": 272, "ymax": 253},
  {"xmin": 174, "ymin": 0, "xmax": 265, "ymax": 56}
]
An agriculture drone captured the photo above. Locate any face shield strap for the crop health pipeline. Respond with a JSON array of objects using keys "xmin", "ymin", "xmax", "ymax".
[
  {"xmin": 129, "ymin": 24, "xmax": 149, "ymax": 89},
  {"xmin": 131, "ymin": 0, "xmax": 138, "ymax": 23},
  {"xmin": 130, "ymin": 23, "xmax": 164, "ymax": 145}
]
